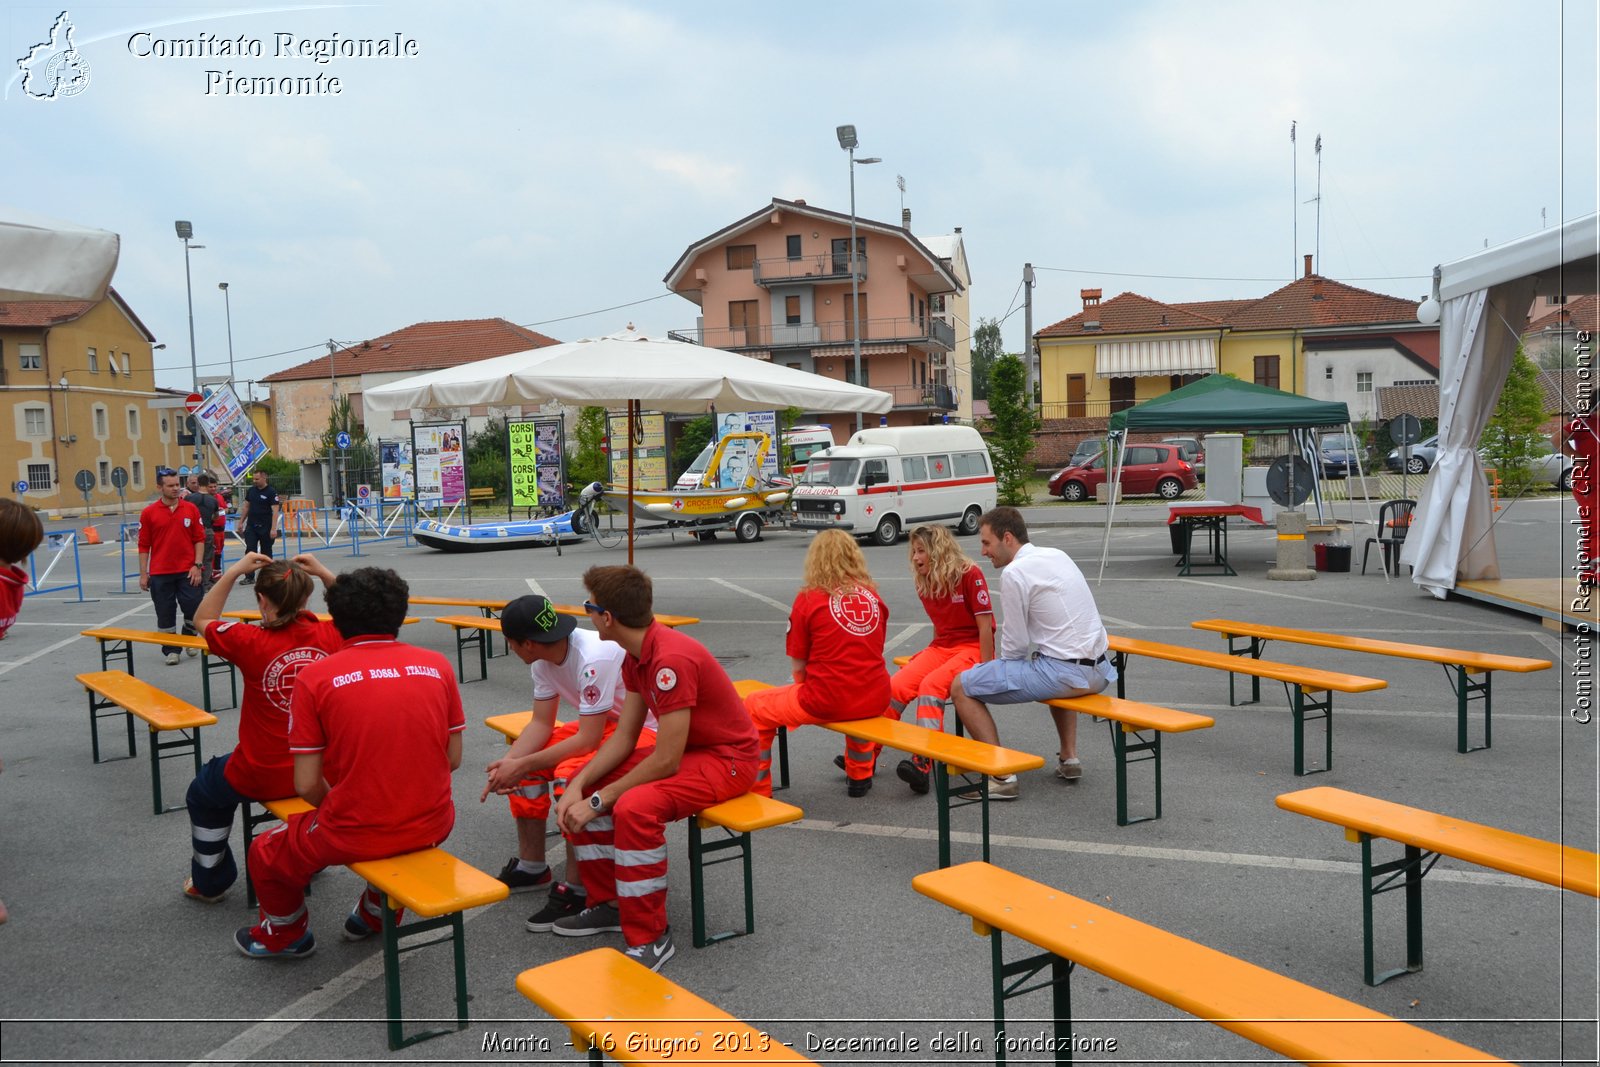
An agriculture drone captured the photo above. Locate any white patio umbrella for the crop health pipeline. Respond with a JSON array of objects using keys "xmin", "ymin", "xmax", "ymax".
[
  {"xmin": 366, "ymin": 326, "xmax": 894, "ymax": 560},
  {"xmin": 0, "ymin": 206, "xmax": 119, "ymax": 302}
]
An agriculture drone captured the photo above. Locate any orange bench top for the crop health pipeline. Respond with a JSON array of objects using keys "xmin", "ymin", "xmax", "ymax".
[
  {"xmin": 222, "ymin": 610, "xmax": 420, "ymax": 625},
  {"xmin": 1108, "ymin": 634, "xmax": 1387, "ymax": 693},
  {"xmin": 1278, "ymin": 786, "xmax": 1599, "ymax": 897},
  {"xmin": 1192, "ymin": 618, "xmax": 1552, "ymax": 674},
  {"xmin": 516, "ymin": 948, "xmax": 819, "ymax": 1065},
  {"xmin": 349, "ymin": 847, "xmax": 510, "ymax": 918},
  {"xmin": 914, "ymin": 862, "xmax": 1510, "ymax": 1066},
  {"xmin": 81, "ymin": 627, "xmax": 209, "ymax": 651},
  {"xmin": 1045, "ymin": 693, "xmax": 1214, "ymax": 733},
  {"xmin": 435, "ymin": 611, "xmax": 699, "ymax": 632},
  {"xmin": 75, "ymin": 670, "xmax": 217, "ymax": 731}
]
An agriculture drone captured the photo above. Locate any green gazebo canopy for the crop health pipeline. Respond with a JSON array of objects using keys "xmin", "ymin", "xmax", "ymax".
[{"xmin": 1106, "ymin": 374, "xmax": 1350, "ymax": 432}]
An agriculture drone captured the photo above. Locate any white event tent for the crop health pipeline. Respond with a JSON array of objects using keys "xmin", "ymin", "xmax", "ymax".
[
  {"xmin": 0, "ymin": 206, "xmax": 119, "ymax": 302},
  {"xmin": 1404, "ymin": 213, "xmax": 1599, "ymax": 597}
]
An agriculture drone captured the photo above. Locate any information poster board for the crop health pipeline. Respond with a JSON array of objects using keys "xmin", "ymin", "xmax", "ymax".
[
  {"xmin": 379, "ymin": 440, "xmax": 415, "ymax": 500},
  {"xmin": 193, "ymin": 384, "xmax": 269, "ymax": 481},
  {"xmin": 507, "ymin": 416, "xmax": 567, "ymax": 510},
  {"xmin": 607, "ymin": 411, "xmax": 667, "ymax": 490},
  {"xmin": 412, "ymin": 422, "xmax": 466, "ymax": 508},
  {"xmin": 714, "ymin": 410, "xmax": 778, "ymax": 487}
]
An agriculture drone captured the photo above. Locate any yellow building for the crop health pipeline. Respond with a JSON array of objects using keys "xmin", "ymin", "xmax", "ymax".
[{"xmin": 1, "ymin": 290, "xmax": 196, "ymax": 513}]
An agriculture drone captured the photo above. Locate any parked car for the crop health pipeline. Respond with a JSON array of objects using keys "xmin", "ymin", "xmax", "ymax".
[
  {"xmin": 1385, "ymin": 434, "xmax": 1440, "ymax": 474},
  {"xmin": 1069, "ymin": 438, "xmax": 1105, "ymax": 465},
  {"xmin": 1161, "ymin": 436, "xmax": 1205, "ymax": 476},
  {"xmin": 1048, "ymin": 443, "xmax": 1198, "ymax": 502},
  {"xmin": 1317, "ymin": 432, "xmax": 1362, "ymax": 479},
  {"xmin": 1480, "ymin": 442, "xmax": 1574, "ymax": 490}
]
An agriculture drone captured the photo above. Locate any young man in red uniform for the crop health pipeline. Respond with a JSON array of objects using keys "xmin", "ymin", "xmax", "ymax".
[
  {"xmin": 238, "ymin": 567, "xmax": 465, "ymax": 959},
  {"xmin": 0, "ymin": 499, "xmax": 45, "ymax": 926},
  {"xmin": 551, "ymin": 565, "xmax": 758, "ymax": 972},
  {"xmin": 137, "ymin": 469, "xmax": 207, "ymax": 664}
]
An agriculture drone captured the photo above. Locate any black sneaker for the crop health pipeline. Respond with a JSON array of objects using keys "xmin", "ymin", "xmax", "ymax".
[
  {"xmin": 896, "ymin": 759, "xmax": 930, "ymax": 796},
  {"xmin": 525, "ymin": 883, "xmax": 586, "ymax": 933},
  {"xmin": 234, "ymin": 926, "xmax": 316, "ymax": 959},
  {"xmin": 342, "ymin": 909, "xmax": 377, "ymax": 942},
  {"xmin": 240, "ymin": 575, "xmax": 255, "ymax": 586},
  {"xmin": 551, "ymin": 899, "xmax": 622, "ymax": 938},
  {"xmin": 622, "ymin": 927, "xmax": 675, "ymax": 972},
  {"xmin": 846, "ymin": 776, "xmax": 873, "ymax": 798},
  {"xmin": 496, "ymin": 857, "xmax": 553, "ymax": 894}
]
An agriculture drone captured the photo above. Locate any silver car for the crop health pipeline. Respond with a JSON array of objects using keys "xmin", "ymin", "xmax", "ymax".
[{"xmin": 1386, "ymin": 434, "xmax": 1439, "ymax": 474}]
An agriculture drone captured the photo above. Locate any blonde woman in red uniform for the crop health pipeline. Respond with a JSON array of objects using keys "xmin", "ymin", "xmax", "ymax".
[
  {"xmin": 745, "ymin": 529, "xmax": 890, "ymax": 798},
  {"xmin": 838, "ymin": 524, "xmax": 994, "ymax": 794}
]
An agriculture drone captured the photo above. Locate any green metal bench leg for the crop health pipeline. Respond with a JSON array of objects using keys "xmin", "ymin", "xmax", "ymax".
[
  {"xmin": 1107, "ymin": 721, "xmax": 1162, "ymax": 826},
  {"xmin": 148, "ymin": 726, "xmax": 204, "ymax": 815},
  {"xmin": 1452, "ymin": 665, "xmax": 1492, "ymax": 753},
  {"xmin": 1224, "ymin": 634, "xmax": 1263, "ymax": 706},
  {"xmin": 986, "ymin": 928, "xmax": 1077, "ymax": 1066},
  {"xmin": 773, "ymin": 725, "xmax": 790, "ymax": 792},
  {"xmin": 199, "ymin": 654, "xmax": 238, "ymax": 713},
  {"xmin": 1359, "ymin": 834, "xmax": 1435, "ymax": 986},
  {"xmin": 686, "ymin": 818, "xmax": 756, "ymax": 948},
  {"xmin": 1112, "ymin": 651, "xmax": 1129, "ymax": 699},
  {"xmin": 1291, "ymin": 685, "xmax": 1333, "ymax": 776},
  {"xmin": 86, "ymin": 690, "xmax": 137, "ymax": 765},
  {"xmin": 481, "ymin": 607, "xmax": 508, "ymax": 659},
  {"xmin": 377, "ymin": 900, "xmax": 468, "ymax": 1049}
]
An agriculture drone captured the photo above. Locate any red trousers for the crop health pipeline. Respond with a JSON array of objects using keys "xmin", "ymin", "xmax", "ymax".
[
  {"xmin": 247, "ymin": 810, "xmax": 441, "ymax": 949},
  {"xmin": 568, "ymin": 746, "xmax": 755, "ymax": 946},
  {"xmin": 843, "ymin": 642, "xmax": 982, "ymax": 770},
  {"xmin": 508, "ymin": 719, "xmax": 623, "ymax": 819},
  {"xmin": 745, "ymin": 683, "xmax": 881, "ymax": 793}
]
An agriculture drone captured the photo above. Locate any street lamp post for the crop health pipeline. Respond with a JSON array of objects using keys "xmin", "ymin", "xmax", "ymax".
[
  {"xmin": 836, "ymin": 125, "xmax": 881, "ymax": 432},
  {"xmin": 175, "ymin": 221, "xmax": 205, "ymax": 467},
  {"xmin": 218, "ymin": 281, "xmax": 236, "ymax": 392}
]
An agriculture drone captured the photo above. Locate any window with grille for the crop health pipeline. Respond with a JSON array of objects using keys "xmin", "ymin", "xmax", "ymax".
[
  {"xmin": 131, "ymin": 459, "xmax": 143, "ymax": 486},
  {"xmin": 99, "ymin": 460, "xmax": 110, "ymax": 488},
  {"xmin": 26, "ymin": 463, "xmax": 52, "ymax": 489},
  {"xmin": 94, "ymin": 407, "xmax": 108, "ymax": 436},
  {"xmin": 127, "ymin": 409, "xmax": 140, "ymax": 435}
]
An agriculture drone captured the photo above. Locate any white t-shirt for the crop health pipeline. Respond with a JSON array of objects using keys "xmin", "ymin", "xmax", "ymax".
[
  {"xmin": 996, "ymin": 542, "xmax": 1109, "ymax": 662},
  {"xmin": 530, "ymin": 626, "xmax": 656, "ymax": 729}
]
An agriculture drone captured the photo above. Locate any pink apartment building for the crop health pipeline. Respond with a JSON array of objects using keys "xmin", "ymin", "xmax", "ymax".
[{"xmin": 664, "ymin": 197, "xmax": 967, "ymax": 444}]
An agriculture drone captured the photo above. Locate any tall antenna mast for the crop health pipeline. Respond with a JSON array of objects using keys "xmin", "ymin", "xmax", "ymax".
[
  {"xmin": 1290, "ymin": 121, "xmax": 1298, "ymax": 279},
  {"xmin": 1312, "ymin": 134, "xmax": 1322, "ymax": 273},
  {"xmin": 896, "ymin": 174, "xmax": 906, "ymax": 214}
]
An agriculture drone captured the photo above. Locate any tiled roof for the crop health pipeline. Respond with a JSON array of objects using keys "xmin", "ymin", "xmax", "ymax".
[
  {"xmin": 1525, "ymin": 294, "xmax": 1599, "ymax": 335},
  {"xmin": 1173, "ymin": 298, "xmax": 1256, "ymax": 320},
  {"xmin": 1037, "ymin": 291, "xmax": 1227, "ymax": 337},
  {"xmin": 1536, "ymin": 368, "xmax": 1583, "ymax": 416},
  {"xmin": 0, "ymin": 298, "xmax": 95, "ymax": 326},
  {"xmin": 1377, "ymin": 383, "xmax": 1439, "ymax": 420},
  {"xmin": 263, "ymin": 318, "xmax": 561, "ymax": 382},
  {"xmin": 1222, "ymin": 275, "xmax": 1423, "ymax": 330}
]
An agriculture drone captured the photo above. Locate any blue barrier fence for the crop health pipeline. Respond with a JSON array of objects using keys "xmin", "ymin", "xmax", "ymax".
[{"xmin": 25, "ymin": 529, "xmax": 85, "ymax": 603}]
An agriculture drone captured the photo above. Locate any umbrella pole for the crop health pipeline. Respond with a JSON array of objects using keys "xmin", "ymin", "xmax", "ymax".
[{"xmin": 628, "ymin": 402, "xmax": 637, "ymax": 565}]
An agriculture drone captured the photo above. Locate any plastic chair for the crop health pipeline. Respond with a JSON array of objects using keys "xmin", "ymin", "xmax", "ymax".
[{"xmin": 1362, "ymin": 499, "xmax": 1416, "ymax": 575}]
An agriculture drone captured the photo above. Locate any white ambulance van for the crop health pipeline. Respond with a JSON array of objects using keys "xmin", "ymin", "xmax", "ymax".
[
  {"xmin": 789, "ymin": 425, "xmax": 996, "ymax": 545},
  {"xmin": 781, "ymin": 425, "xmax": 836, "ymax": 478}
]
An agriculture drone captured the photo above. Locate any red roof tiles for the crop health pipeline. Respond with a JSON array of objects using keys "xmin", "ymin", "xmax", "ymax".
[
  {"xmin": 263, "ymin": 318, "xmax": 561, "ymax": 382},
  {"xmin": 1525, "ymin": 294, "xmax": 1598, "ymax": 335}
]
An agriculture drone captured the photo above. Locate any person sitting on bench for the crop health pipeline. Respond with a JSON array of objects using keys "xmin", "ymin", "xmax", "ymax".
[
  {"xmin": 950, "ymin": 507, "xmax": 1116, "ymax": 801},
  {"xmin": 238, "ymin": 566, "xmax": 464, "ymax": 959},
  {"xmin": 481, "ymin": 594, "xmax": 655, "ymax": 934},
  {"xmin": 839, "ymin": 524, "xmax": 994, "ymax": 795},
  {"xmin": 550, "ymin": 565, "xmax": 757, "ymax": 972},
  {"xmin": 744, "ymin": 529, "xmax": 891, "ymax": 798},
  {"xmin": 182, "ymin": 552, "xmax": 342, "ymax": 904}
]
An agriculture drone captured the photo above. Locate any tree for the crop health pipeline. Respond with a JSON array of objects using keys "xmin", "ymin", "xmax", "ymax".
[
  {"xmin": 311, "ymin": 395, "xmax": 375, "ymax": 502},
  {"xmin": 985, "ymin": 353, "xmax": 1040, "ymax": 505},
  {"xmin": 971, "ymin": 317, "xmax": 1003, "ymax": 401},
  {"xmin": 1481, "ymin": 346, "xmax": 1549, "ymax": 492},
  {"xmin": 466, "ymin": 416, "xmax": 508, "ymax": 498},
  {"xmin": 671, "ymin": 414, "xmax": 716, "ymax": 479},
  {"xmin": 567, "ymin": 406, "xmax": 609, "ymax": 488}
]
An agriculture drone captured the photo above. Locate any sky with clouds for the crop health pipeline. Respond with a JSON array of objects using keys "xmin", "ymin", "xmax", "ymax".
[{"xmin": 4, "ymin": 0, "xmax": 1595, "ymax": 395}]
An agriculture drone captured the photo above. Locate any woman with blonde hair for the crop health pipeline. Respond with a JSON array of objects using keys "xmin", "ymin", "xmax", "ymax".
[
  {"xmin": 745, "ymin": 529, "xmax": 890, "ymax": 798},
  {"xmin": 838, "ymin": 524, "xmax": 994, "ymax": 794},
  {"xmin": 179, "ymin": 552, "xmax": 343, "ymax": 903}
]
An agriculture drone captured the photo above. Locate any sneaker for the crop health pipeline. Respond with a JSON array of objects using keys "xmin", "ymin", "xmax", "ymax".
[
  {"xmin": 164, "ymin": 652, "xmax": 180, "ymax": 666},
  {"xmin": 1056, "ymin": 759, "xmax": 1083, "ymax": 782},
  {"xmin": 622, "ymin": 927, "xmax": 675, "ymax": 973},
  {"xmin": 496, "ymin": 857, "xmax": 553, "ymax": 894},
  {"xmin": 240, "ymin": 575, "xmax": 255, "ymax": 586},
  {"xmin": 185, "ymin": 645, "xmax": 200, "ymax": 658},
  {"xmin": 341, "ymin": 909, "xmax": 378, "ymax": 942},
  {"xmin": 525, "ymin": 883, "xmax": 587, "ymax": 933},
  {"xmin": 956, "ymin": 775, "xmax": 1020, "ymax": 802},
  {"xmin": 234, "ymin": 926, "xmax": 316, "ymax": 959},
  {"xmin": 182, "ymin": 877, "xmax": 226, "ymax": 904},
  {"xmin": 846, "ymin": 776, "xmax": 873, "ymax": 798},
  {"xmin": 896, "ymin": 759, "xmax": 930, "ymax": 796},
  {"xmin": 551, "ymin": 899, "xmax": 622, "ymax": 938}
]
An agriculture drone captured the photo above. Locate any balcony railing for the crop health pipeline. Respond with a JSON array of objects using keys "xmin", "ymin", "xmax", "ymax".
[
  {"xmin": 671, "ymin": 315, "xmax": 954, "ymax": 353},
  {"xmin": 882, "ymin": 383, "xmax": 956, "ymax": 410},
  {"xmin": 752, "ymin": 253, "xmax": 865, "ymax": 286},
  {"xmin": 1038, "ymin": 399, "xmax": 1133, "ymax": 421}
]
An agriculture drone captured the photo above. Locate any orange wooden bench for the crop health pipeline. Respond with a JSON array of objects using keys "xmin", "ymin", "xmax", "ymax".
[{"xmin": 74, "ymin": 670, "xmax": 218, "ymax": 815}]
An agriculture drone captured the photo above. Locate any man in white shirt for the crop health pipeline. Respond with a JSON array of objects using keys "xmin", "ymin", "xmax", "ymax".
[
  {"xmin": 950, "ymin": 507, "xmax": 1117, "ymax": 800},
  {"xmin": 481, "ymin": 594, "xmax": 653, "ymax": 931}
]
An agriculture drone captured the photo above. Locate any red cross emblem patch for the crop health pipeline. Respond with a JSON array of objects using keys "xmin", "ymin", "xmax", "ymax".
[{"xmin": 655, "ymin": 667, "xmax": 678, "ymax": 692}]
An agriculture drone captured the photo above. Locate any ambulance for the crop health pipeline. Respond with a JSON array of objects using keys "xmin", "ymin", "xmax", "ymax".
[
  {"xmin": 781, "ymin": 424, "xmax": 837, "ymax": 477},
  {"xmin": 789, "ymin": 425, "xmax": 996, "ymax": 546}
]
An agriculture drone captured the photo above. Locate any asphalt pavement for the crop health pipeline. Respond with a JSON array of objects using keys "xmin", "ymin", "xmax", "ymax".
[{"xmin": 0, "ymin": 495, "xmax": 1593, "ymax": 1065}]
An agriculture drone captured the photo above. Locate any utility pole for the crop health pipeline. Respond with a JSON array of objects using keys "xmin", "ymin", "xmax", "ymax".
[
  {"xmin": 1023, "ymin": 263, "xmax": 1036, "ymax": 408},
  {"xmin": 1290, "ymin": 121, "xmax": 1298, "ymax": 279}
]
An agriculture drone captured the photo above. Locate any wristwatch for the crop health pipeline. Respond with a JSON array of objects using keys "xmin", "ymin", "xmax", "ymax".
[{"xmin": 587, "ymin": 793, "xmax": 606, "ymax": 813}]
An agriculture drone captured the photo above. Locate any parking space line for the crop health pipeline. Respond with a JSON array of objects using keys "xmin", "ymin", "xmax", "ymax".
[
  {"xmin": 710, "ymin": 577, "xmax": 789, "ymax": 612},
  {"xmin": 0, "ymin": 600, "xmax": 148, "ymax": 677}
]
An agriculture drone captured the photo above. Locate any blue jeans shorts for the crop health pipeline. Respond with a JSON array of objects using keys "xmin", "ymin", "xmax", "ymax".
[{"xmin": 959, "ymin": 653, "xmax": 1118, "ymax": 705}]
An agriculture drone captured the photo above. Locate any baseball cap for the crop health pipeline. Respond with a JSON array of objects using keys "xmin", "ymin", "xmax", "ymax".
[{"xmin": 500, "ymin": 594, "xmax": 576, "ymax": 644}]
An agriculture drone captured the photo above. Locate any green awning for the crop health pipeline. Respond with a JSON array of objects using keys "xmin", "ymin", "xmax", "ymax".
[{"xmin": 1107, "ymin": 374, "xmax": 1350, "ymax": 432}]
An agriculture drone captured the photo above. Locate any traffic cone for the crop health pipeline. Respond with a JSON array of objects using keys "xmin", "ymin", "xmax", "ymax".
[{"xmin": 81, "ymin": 525, "xmax": 102, "ymax": 545}]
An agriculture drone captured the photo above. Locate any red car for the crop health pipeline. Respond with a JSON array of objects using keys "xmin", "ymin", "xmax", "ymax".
[{"xmin": 1048, "ymin": 442, "xmax": 1198, "ymax": 502}]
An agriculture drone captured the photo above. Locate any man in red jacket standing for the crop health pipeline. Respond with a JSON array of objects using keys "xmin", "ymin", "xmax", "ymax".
[{"xmin": 137, "ymin": 469, "xmax": 207, "ymax": 665}]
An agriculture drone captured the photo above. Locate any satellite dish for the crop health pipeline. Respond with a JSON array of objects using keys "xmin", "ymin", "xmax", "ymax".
[{"xmin": 1266, "ymin": 455, "xmax": 1315, "ymax": 506}]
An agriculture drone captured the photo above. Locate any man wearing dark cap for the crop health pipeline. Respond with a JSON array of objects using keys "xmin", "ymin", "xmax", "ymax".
[{"xmin": 480, "ymin": 594, "xmax": 649, "ymax": 933}]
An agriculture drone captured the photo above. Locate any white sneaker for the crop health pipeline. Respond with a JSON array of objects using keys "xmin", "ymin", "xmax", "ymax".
[
  {"xmin": 164, "ymin": 652, "xmax": 180, "ymax": 666},
  {"xmin": 957, "ymin": 775, "xmax": 1019, "ymax": 801}
]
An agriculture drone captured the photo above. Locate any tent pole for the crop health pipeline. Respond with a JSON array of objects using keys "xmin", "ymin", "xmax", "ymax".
[
  {"xmin": 1097, "ymin": 431, "xmax": 1123, "ymax": 584},
  {"xmin": 627, "ymin": 402, "xmax": 637, "ymax": 566},
  {"xmin": 1349, "ymin": 421, "xmax": 1388, "ymax": 583}
]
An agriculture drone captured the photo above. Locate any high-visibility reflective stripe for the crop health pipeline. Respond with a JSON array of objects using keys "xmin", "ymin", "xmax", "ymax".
[
  {"xmin": 263, "ymin": 905, "xmax": 306, "ymax": 927},
  {"xmin": 756, "ymin": 746, "xmax": 771, "ymax": 763},
  {"xmin": 193, "ymin": 850, "xmax": 225, "ymax": 868},
  {"xmin": 513, "ymin": 783, "xmax": 546, "ymax": 799},
  {"xmin": 574, "ymin": 844, "xmax": 614, "ymax": 862},
  {"xmin": 844, "ymin": 748, "xmax": 875, "ymax": 765},
  {"xmin": 889, "ymin": 697, "xmax": 907, "ymax": 713},
  {"xmin": 614, "ymin": 846, "xmax": 668, "ymax": 867},
  {"xmin": 616, "ymin": 876, "xmax": 668, "ymax": 897},
  {"xmin": 755, "ymin": 768, "xmax": 770, "ymax": 782},
  {"xmin": 192, "ymin": 825, "xmax": 231, "ymax": 843},
  {"xmin": 585, "ymin": 815, "xmax": 613, "ymax": 832}
]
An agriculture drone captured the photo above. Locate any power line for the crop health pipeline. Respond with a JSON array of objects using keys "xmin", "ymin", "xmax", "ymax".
[{"xmin": 1033, "ymin": 265, "xmax": 1428, "ymax": 283}]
